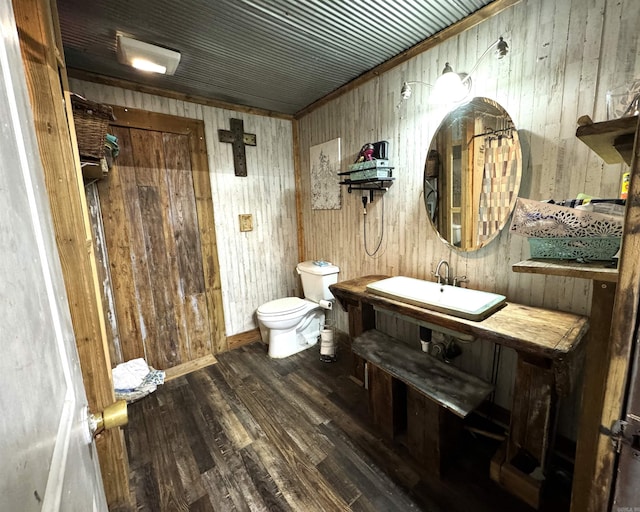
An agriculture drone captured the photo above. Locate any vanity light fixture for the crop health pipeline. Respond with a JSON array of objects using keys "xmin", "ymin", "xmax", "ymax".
[
  {"xmin": 400, "ymin": 36, "xmax": 509, "ymax": 106},
  {"xmin": 116, "ymin": 34, "xmax": 181, "ymax": 75},
  {"xmin": 400, "ymin": 80, "xmax": 430, "ymax": 101}
]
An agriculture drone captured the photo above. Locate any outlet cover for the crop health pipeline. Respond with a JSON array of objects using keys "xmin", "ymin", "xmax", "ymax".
[{"xmin": 239, "ymin": 214, "xmax": 253, "ymax": 232}]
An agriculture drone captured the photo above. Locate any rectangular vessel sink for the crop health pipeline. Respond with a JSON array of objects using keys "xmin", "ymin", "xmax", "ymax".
[{"xmin": 366, "ymin": 276, "xmax": 506, "ymax": 321}]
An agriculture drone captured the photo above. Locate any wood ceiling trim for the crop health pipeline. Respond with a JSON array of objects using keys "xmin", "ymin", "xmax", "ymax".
[{"xmin": 67, "ymin": 68, "xmax": 294, "ymax": 120}]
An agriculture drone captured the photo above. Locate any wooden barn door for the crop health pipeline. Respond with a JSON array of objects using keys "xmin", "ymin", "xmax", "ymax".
[{"xmin": 95, "ymin": 108, "xmax": 226, "ymax": 371}]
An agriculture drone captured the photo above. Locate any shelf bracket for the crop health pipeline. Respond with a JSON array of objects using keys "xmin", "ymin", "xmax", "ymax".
[{"xmin": 341, "ymin": 178, "xmax": 394, "ymax": 202}]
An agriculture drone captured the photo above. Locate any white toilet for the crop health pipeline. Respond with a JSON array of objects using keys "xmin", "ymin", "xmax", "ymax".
[{"xmin": 257, "ymin": 261, "xmax": 340, "ymax": 358}]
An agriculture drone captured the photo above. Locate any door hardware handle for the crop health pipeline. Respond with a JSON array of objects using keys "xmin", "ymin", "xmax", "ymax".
[{"xmin": 89, "ymin": 400, "xmax": 128, "ymax": 437}]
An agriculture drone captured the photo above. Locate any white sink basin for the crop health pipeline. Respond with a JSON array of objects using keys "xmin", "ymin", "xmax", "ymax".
[{"xmin": 366, "ymin": 276, "xmax": 506, "ymax": 321}]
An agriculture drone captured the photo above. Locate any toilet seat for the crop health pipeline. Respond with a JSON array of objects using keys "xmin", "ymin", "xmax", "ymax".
[{"xmin": 257, "ymin": 297, "xmax": 310, "ymax": 317}]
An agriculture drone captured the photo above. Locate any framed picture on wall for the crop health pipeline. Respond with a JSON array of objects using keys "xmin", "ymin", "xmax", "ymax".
[{"xmin": 310, "ymin": 137, "xmax": 341, "ymax": 210}]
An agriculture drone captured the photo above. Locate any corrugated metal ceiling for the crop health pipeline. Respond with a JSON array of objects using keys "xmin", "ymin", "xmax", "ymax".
[{"xmin": 57, "ymin": 0, "xmax": 494, "ymax": 115}]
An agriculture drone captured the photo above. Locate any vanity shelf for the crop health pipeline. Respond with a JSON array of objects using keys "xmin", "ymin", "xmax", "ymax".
[
  {"xmin": 576, "ymin": 115, "xmax": 638, "ymax": 165},
  {"xmin": 513, "ymin": 259, "xmax": 618, "ymax": 282}
]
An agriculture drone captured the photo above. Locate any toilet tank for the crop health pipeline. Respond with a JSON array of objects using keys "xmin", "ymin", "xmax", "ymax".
[{"xmin": 296, "ymin": 261, "xmax": 340, "ymax": 302}]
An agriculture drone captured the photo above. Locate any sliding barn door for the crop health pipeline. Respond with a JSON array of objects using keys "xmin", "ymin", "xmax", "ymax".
[{"xmin": 95, "ymin": 109, "xmax": 226, "ymax": 370}]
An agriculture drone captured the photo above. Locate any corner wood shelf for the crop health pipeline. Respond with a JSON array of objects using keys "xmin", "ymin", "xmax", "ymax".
[
  {"xmin": 512, "ymin": 259, "xmax": 618, "ymax": 282},
  {"xmin": 576, "ymin": 115, "xmax": 638, "ymax": 165},
  {"xmin": 520, "ymin": 115, "xmax": 637, "ymax": 281}
]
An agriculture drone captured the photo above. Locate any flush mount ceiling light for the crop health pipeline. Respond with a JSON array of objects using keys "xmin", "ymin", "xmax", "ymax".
[
  {"xmin": 400, "ymin": 36, "xmax": 510, "ymax": 107},
  {"xmin": 116, "ymin": 34, "xmax": 181, "ymax": 75}
]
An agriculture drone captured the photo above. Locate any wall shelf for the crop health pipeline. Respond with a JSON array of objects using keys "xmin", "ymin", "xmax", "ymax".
[
  {"xmin": 576, "ymin": 115, "xmax": 638, "ymax": 165},
  {"xmin": 81, "ymin": 157, "xmax": 108, "ymax": 180},
  {"xmin": 339, "ymin": 177, "xmax": 395, "ymax": 201},
  {"xmin": 512, "ymin": 259, "xmax": 618, "ymax": 283}
]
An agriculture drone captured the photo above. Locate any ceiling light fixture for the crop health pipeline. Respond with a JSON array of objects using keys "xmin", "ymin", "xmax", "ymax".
[
  {"xmin": 400, "ymin": 36, "xmax": 509, "ymax": 107},
  {"xmin": 117, "ymin": 35, "xmax": 181, "ymax": 75}
]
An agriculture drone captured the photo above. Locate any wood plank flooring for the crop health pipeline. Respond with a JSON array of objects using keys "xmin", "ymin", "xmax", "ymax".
[{"xmin": 121, "ymin": 341, "xmax": 570, "ymax": 511}]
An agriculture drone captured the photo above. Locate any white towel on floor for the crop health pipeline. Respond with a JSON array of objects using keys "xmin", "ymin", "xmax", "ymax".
[{"xmin": 112, "ymin": 358, "xmax": 150, "ymax": 391}]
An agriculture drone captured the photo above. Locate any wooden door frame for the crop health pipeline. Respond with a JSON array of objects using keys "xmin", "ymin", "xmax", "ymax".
[
  {"xmin": 13, "ymin": 0, "xmax": 130, "ymax": 506},
  {"xmin": 108, "ymin": 106, "xmax": 227, "ymax": 356},
  {"xmin": 588, "ymin": 116, "xmax": 640, "ymax": 511}
]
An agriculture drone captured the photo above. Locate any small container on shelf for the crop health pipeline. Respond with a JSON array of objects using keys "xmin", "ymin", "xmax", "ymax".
[
  {"xmin": 621, "ymin": 172, "xmax": 630, "ymax": 199},
  {"xmin": 349, "ymin": 168, "xmax": 392, "ymax": 181}
]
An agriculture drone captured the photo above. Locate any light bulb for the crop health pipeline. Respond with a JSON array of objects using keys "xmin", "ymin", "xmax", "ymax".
[
  {"xmin": 431, "ymin": 70, "xmax": 469, "ymax": 104},
  {"xmin": 131, "ymin": 58, "xmax": 167, "ymax": 74}
]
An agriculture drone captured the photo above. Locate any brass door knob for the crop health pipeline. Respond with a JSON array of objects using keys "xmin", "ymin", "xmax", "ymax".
[{"xmin": 90, "ymin": 400, "xmax": 128, "ymax": 437}]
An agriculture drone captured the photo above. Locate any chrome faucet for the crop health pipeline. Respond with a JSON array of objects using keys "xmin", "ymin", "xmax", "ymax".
[
  {"xmin": 453, "ymin": 275, "xmax": 468, "ymax": 287},
  {"xmin": 435, "ymin": 259, "xmax": 450, "ymax": 285}
]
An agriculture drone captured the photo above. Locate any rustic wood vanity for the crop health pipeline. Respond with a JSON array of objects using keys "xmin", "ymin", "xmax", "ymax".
[{"xmin": 330, "ymin": 275, "xmax": 590, "ymax": 509}]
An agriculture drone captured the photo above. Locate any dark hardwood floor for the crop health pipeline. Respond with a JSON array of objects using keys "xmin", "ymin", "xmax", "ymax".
[{"xmin": 122, "ymin": 340, "xmax": 571, "ymax": 511}]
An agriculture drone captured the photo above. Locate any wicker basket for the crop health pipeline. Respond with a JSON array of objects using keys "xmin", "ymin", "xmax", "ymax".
[{"xmin": 71, "ymin": 93, "xmax": 115, "ymax": 159}]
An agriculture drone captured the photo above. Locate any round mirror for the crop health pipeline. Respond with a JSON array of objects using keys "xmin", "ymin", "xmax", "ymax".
[{"xmin": 424, "ymin": 97, "xmax": 522, "ymax": 251}]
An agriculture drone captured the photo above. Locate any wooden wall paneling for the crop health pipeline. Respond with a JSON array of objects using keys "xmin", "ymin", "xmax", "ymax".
[
  {"xmin": 13, "ymin": 0, "xmax": 130, "ymax": 506},
  {"xmin": 293, "ymin": 119, "xmax": 305, "ymax": 261},
  {"xmin": 560, "ymin": 0, "xmax": 591, "ymax": 197},
  {"xmin": 85, "ymin": 183, "xmax": 124, "ymax": 365},
  {"xmin": 570, "ymin": 2, "xmax": 606, "ymax": 195}
]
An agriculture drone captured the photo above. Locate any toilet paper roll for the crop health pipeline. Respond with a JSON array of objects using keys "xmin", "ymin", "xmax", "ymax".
[
  {"xmin": 320, "ymin": 329, "xmax": 336, "ymax": 357},
  {"xmin": 320, "ymin": 329, "xmax": 334, "ymax": 343},
  {"xmin": 319, "ymin": 299, "xmax": 333, "ymax": 310}
]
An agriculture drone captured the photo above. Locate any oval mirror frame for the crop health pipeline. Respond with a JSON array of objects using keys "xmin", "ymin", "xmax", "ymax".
[{"xmin": 424, "ymin": 97, "xmax": 522, "ymax": 251}]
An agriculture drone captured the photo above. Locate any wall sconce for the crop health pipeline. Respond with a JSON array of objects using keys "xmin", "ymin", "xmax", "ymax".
[
  {"xmin": 400, "ymin": 36, "xmax": 509, "ymax": 107},
  {"xmin": 117, "ymin": 34, "xmax": 181, "ymax": 75}
]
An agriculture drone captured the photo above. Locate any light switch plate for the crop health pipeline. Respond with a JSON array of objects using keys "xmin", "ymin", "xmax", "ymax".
[{"xmin": 239, "ymin": 214, "xmax": 253, "ymax": 232}]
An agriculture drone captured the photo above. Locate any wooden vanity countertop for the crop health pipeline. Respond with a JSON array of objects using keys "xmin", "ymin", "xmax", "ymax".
[{"xmin": 330, "ymin": 275, "xmax": 590, "ymax": 360}]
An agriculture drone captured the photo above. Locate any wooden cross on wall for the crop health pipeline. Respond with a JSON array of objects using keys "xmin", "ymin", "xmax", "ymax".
[{"xmin": 218, "ymin": 118, "xmax": 257, "ymax": 177}]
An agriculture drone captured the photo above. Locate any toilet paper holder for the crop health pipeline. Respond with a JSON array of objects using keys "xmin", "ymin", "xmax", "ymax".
[{"xmin": 319, "ymin": 299, "xmax": 333, "ymax": 310}]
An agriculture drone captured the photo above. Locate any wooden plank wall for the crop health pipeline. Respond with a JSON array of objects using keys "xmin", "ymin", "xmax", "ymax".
[
  {"xmin": 70, "ymin": 79, "xmax": 299, "ymax": 338},
  {"xmin": 295, "ymin": 0, "xmax": 640, "ymax": 440}
]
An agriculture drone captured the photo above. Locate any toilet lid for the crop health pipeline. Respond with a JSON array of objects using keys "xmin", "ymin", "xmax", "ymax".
[{"xmin": 258, "ymin": 297, "xmax": 308, "ymax": 316}]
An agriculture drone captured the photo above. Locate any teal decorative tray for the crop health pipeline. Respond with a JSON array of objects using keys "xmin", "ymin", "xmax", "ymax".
[{"xmin": 528, "ymin": 237, "xmax": 621, "ymax": 260}]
